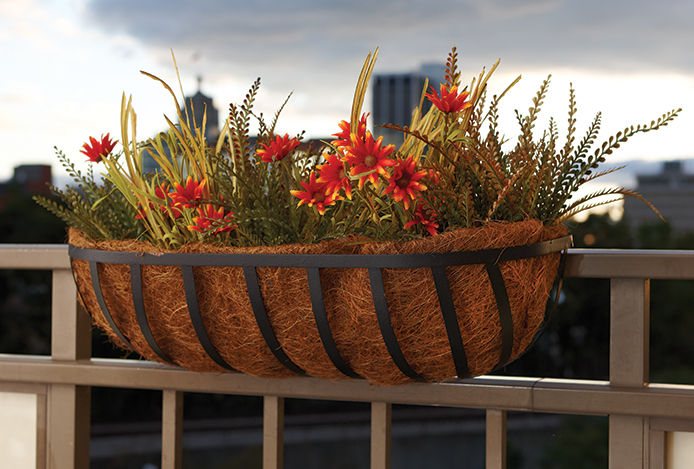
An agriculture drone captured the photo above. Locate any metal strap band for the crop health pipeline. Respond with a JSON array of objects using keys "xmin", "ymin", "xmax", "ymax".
[
  {"xmin": 526, "ymin": 247, "xmax": 571, "ymax": 351},
  {"xmin": 306, "ymin": 268, "xmax": 362, "ymax": 379},
  {"xmin": 368, "ymin": 268, "xmax": 425, "ymax": 381},
  {"xmin": 548, "ymin": 248, "xmax": 569, "ymax": 320},
  {"xmin": 485, "ymin": 263, "xmax": 514, "ymax": 369},
  {"xmin": 87, "ymin": 260, "xmax": 135, "ymax": 351},
  {"xmin": 69, "ymin": 235, "xmax": 573, "ymax": 269},
  {"xmin": 490, "ymin": 243, "xmax": 573, "ymax": 371},
  {"xmin": 180, "ymin": 265, "xmax": 238, "ymax": 372},
  {"xmin": 431, "ymin": 266, "xmax": 470, "ymax": 378},
  {"xmin": 129, "ymin": 264, "xmax": 176, "ymax": 365},
  {"xmin": 242, "ymin": 266, "xmax": 306, "ymax": 376}
]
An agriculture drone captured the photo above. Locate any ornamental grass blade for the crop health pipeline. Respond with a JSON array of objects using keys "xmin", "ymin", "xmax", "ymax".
[{"xmin": 351, "ymin": 48, "xmax": 378, "ymax": 135}]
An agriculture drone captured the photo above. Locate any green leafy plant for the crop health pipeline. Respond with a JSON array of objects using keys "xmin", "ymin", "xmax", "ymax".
[
  {"xmin": 383, "ymin": 48, "xmax": 680, "ymax": 235},
  {"xmin": 37, "ymin": 48, "xmax": 681, "ymax": 247},
  {"xmin": 34, "ymin": 148, "xmax": 139, "ymax": 240}
]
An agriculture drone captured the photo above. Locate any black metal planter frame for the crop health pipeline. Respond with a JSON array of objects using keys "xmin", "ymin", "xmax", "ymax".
[{"xmin": 69, "ymin": 235, "xmax": 572, "ymax": 382}]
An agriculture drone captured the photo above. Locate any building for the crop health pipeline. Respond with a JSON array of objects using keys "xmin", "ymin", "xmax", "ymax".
[
  {"xmin": 0, "ymin": 164, "xmax": 52, "ymax": 209},
  {"xmin": 10, "ymin": 165, "xmax": 52, "ymax": 195},
  {"xmin": 622, "ymin": 160, "xmax": 694, "ymax": 231},
  {"xmin": 372, "ymin": 64, "xmax": 445, "ymax": 145},
  {"xmin": 141, "ymin": 77, "xmax": 220, "ymax": 174},
  {"xmin": 182, "ymin": 76, "xmax": 220, "ymax": 141}
]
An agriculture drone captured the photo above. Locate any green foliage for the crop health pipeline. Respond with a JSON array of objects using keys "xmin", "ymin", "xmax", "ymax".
[
  {"xmin": 394, "ymin": 68, "xmax": 681, "ymax": 231},
  {"xmin": 33, "ymin": 148, "xmax": 141, "ymax": 240},
  {"xmin": 36, "ymin": 48, "xmax": 681, "ymax": 247},
  {"xmin": 212, "ymin": 81, "xmax": 314, "ymax": 245}
]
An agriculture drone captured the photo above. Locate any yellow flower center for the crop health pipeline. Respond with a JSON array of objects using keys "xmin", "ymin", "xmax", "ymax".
[{"xmin": 364, "ymin": 155, "xmax": 377, "ymax": 168}]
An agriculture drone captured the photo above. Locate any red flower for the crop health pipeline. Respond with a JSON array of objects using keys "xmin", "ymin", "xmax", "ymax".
[
  {"xmin": 134, "ymin": 206, "xmax": 148, "ymax": 220},
  {"xmin": 382, "ymin": 156, "xmax": 427, "ymax": 209},
  {"xmin": 80, "ymin": 133, "xmax": 118, "ymax": 162},
  {"xmin": 425, "ymin": 84, "xmax": 472, "ymax": 113},
  {"xmin": 188, "ymin": 204, "xmax": 236, "ymax": 234},
  {"xmin": 256, "ymin": 134, "xmax": 301, "ymax": 163},
  {"xmin": 290, "ymin": 172, "xmax": 341, "ymax": 215},
  {"xmin": 344, "ymin": 131, "xmax": 396, "ymax": 189},
  {"xmin": 404, "ymin": 205, "xmax": 439, "ymax": 236},
  {"xmin": 135, "ymin": 184, "xmax": 182, "ymax": 220},
  {"xmin": 332, "ymin": 113, "xmax": 368, "ymax": 149},
  {"xmin": 169, "ymin": 177, "xmax": 207, "ymax": 208},
  {"xmin": 317, "ymin": 153, "xmax": 352, "ymax": 199},
  {"xmin": 155, "ymin": 184, "xmax": 183, "ymax": 218}
]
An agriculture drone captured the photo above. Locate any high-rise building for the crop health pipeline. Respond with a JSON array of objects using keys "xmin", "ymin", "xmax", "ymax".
[
  {"xmin": 372, "ymin": 64, "xmax": 444, "ymax": 145},
  {"xmin": 622, "ymin": 160, "xmax": 694, "ymax": 232}
]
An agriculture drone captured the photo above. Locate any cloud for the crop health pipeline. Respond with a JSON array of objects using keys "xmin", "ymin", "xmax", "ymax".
[
  {"xmin": 84, "ymin": 0, "xmax": 694, "ymax": 75},
  {"xmin": 75, "ymin": 0, "xmax": 694, "ymax": 148}
]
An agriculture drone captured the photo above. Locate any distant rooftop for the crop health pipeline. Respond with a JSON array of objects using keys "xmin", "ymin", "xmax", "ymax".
[{"xmin": 623, "ymin": 160, "xmax": 694, "ymax": 231}]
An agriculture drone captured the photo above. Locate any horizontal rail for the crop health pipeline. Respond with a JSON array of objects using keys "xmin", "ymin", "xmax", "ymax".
[
  {"xmin": 1, "ymin": 356, "xmax": 693, "ymax": 419},
  {"xmin": 564, "ymin": 249, "xmax": 694, "ymax": 279},
  {"xmin": 0, "ymin": 244, "xmax": 70, "ymax": 269}
]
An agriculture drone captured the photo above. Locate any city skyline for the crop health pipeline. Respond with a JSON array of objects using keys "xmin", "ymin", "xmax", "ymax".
[{"xmin": 1, "ymin": 0, "xmax": 692, "ymax": 181}]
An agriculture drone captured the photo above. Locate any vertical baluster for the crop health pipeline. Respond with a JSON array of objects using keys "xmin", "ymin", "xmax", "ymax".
[
  {"xmin": 264, "ymin": 396, "xmax": 284, "ymax": 469},
  {"xmin": 486, "ymin": 409, "xmax": 507, "ymax": 469},
  {"xmin": 47, "ymin": 268, "xmax": 91, "ymax": 469},
  {"xmin": 162, "ymin": 390, "xmax": 183, "ymax": 469},
  {"xmin": 648, "ymin": 426, "xmax": 665, "ymax": 469},
  {"xmin": 609, "ymin": 278, "xmax": 649, "ymax": 469},
  {"xmin": 371, "ymin": 402, "xmax": 392, "ymax": 469}
]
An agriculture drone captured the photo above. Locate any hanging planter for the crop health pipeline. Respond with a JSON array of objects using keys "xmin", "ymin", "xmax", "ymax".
[
  {"xmin": 37, "ymin": 47, "xmax": 678, "ymax": 385},
  {"xmin": 69, "ymin": 221, "xmax": 570, "ymax": 385}
]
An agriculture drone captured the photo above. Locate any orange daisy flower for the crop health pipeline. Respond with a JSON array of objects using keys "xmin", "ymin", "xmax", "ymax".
[
  {"xmin": 344, "ymin": 131, "xmax": 396, "ymax": 189},
  {"xmin": 169, "ymin": 177, "xmax": 208, "ymax": 208},
  {"xmin": 317, "ymin": 153, "xmax": 352, "ymax": 199},
  {"xmin": 188, "ymin": 204, "xmax": 236, "ymax": 234},
  {"xmin": 425, "ymin": 84, "xmax": 472, "ymax": 113},
  {"xmin": 256, "ymin": 133, "xmax": 301, "ymax": 163},
  {"xmin": 80, "ymin": 133, "xmax": 118, "ymax": 162},
  {"xmin": 290, "ymin": 172, "xmax": 341, "ymax": 215},
  {"xmin": 332, "ymin": 113, "xmax": 368, "ymax": 149},
  {"xmin": 382, "ymin": 156, "xmax": 427, "ymax": 209},
  {"xmin": 404, "ymin": 204, "xmax": 439, "ymax": 236}
]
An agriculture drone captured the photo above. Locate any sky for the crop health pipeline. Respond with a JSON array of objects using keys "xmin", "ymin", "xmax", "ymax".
[{"xmin": 1, "ymin": 0, "xmax": 692, "ymax": 185}]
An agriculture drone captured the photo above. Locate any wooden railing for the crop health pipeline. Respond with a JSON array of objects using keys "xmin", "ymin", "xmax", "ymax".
[{"xmin": 1, "ymin": 244, "xmax": 694, "ymax": 468}]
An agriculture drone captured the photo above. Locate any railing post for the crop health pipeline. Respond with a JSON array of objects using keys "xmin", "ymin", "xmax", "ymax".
[
  {"xmin": 47, "ymin": 269, "xmax": 91, "ymax": 469},
  {"xmin": 371, "ymin": 402, "xmax": 392, "ymax": 469},
  {"xmin": 162, "ymin": 390, "xmax": 183, "ymax": 469},
  {"xmin": 609, "ymin": 278, "xmax": 649, "ymax": 469},
  {"xmin": 486, "ymin": 409, "xmax": 507, "ymax": 469},
  {"xmin": 263, "ymin": 395, "xmax": 284, "ymax": 469}
]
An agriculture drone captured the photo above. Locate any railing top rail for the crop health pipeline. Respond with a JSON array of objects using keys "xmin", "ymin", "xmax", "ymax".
[
  {"xmin": 3, "ymin": 244, "xmax": 694, "ymax": 278},
  {"xmin": 0, "ymin": 244, "xmax": 70, "ymax": 269},
  {"xmin": 564, "ymin": 248, "xmax": 694, "ymax": 279}
]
